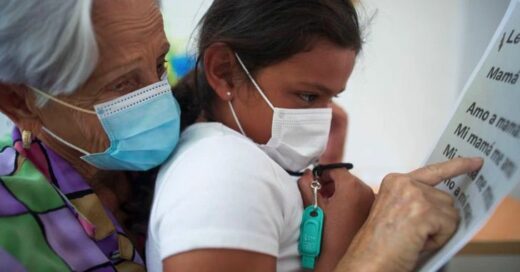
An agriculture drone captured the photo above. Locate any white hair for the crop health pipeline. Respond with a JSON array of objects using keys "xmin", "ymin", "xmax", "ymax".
[{"xmin": 0, "ymin": 0, "xmax": 98, "ymax": 101}]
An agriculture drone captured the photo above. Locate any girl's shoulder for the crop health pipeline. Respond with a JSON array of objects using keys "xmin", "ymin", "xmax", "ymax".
[
  {"xmin": 161, "ymin": 122, "xmax": 277, "ymax": 177},
  {"xmin": 150, "ymin": 122, "xmax": 295, "ymax": 234},
  {"xmin": 153, "ymin": 122, "xmax": 298, "ymax": 211},
  {"xmin": 147, "ymin": 123, "xmax": 299, "ymax": 268}
]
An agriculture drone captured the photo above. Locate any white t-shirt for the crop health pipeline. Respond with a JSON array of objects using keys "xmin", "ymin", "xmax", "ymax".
[{"xmin": 146, "ymin": 123, "xmax": 304, "ymax": 272}]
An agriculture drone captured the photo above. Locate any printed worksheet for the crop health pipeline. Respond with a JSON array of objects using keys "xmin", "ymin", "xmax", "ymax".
[{"xmin": 418, "ymin": 0, "xmax": 520, "ymax": 271}]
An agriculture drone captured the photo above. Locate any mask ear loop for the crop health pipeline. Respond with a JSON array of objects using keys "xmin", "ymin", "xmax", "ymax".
[
  {"xmin": 29, "ymin": 87, "xmax": 97, "ymax": 115},
  {"xmin": 234, "ymin": 53, "xmax": 275, "ymax": 111},
  {"xmin": 28, "ymin": 87, "xmax": 95, "ymax": 155},
  {"xmin": 41, "ymin": 127, "xmax": 91, "ymax": 156},
  {"xmin": 228, "ymin": 101, "xmax": 247, "ymax": 136}
]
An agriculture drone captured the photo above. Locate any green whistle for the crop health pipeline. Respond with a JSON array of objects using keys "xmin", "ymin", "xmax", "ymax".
[{"xmin": 299, "ymin": 206, "xmax": 324, "ymax": 269}]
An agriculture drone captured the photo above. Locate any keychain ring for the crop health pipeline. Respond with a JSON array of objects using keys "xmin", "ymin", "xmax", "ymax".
[{"xmin": 310, "ymin": 181, "xmax": 322, "ymax": 190}]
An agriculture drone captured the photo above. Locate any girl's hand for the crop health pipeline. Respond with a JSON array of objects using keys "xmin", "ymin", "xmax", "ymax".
[
  {"xmin": 298, "ymin": 168, "xmax": 375, "ymax": 271},
  {"xmin": 320, "ymin": 103, "xmax": 348, "ymax": 164}
]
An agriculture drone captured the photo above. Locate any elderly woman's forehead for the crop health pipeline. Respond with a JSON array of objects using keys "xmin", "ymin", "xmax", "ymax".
[{"xmin": 91, "ymin": 0, "xmax": 163, "ymax": 47}]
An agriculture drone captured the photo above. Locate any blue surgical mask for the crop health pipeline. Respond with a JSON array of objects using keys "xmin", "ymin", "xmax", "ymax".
[{"xmin": 31, "ymin": 78, "xmax": 181, "ymax": 171}]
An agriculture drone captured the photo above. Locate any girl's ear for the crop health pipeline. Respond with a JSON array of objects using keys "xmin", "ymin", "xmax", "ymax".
[{"xmin": 203, "ymin": 43, "xmax": 239, "ymax": 101}]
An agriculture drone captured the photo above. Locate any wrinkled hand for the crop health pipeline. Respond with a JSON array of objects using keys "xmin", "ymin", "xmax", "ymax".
[
  {"xmin": 298, "ymin": 168, "xmax": 375, "ymax": 271},
  {"xmin": 336, "ymin": 157, "xmax": 484, "ymax": 272}
]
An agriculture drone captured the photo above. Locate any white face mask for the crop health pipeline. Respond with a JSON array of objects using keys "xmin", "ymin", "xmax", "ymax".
[{"xmin": 229, "ymin": 53, "xmax": 332, "ymax": 172}]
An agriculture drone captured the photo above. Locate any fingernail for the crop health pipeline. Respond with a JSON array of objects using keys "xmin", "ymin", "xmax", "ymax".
[{"xmin": 470, "ymin": 157, "xmax": 484, "ymax": 163}]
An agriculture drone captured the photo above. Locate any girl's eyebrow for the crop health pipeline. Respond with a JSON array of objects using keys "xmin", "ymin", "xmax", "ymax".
[{"xmin": 300, "ymin": 82, "xmax": 345, "ymax": 96}]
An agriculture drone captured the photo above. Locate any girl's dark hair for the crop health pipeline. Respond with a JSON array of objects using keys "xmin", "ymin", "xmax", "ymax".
[{"xmin": 174, "ymin": 0, "xmax": 363, "ymax": 130}]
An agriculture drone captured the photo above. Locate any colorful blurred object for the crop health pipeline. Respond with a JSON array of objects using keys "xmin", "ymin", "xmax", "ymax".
[
  {"xmin": 161, "ymin": 6, "xmax": 197, "ymax": 86},
  {"xmin": 161, "ymin": 1, "xmax": 212, "ymax": 85},
  {"xmin": 166, "ymin": 49, "xmax": 196, "ymax": 85}
]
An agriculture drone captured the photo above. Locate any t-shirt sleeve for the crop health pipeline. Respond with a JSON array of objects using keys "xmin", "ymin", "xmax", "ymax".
[{"xmin": 149, "ymin": 135, "xmax": 286, "ymax": 261}]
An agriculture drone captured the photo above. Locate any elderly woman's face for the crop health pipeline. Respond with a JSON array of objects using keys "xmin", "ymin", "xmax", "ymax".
[{"xmin": 31, "ymin": 0, "xmax": 169, "ymax": 172}]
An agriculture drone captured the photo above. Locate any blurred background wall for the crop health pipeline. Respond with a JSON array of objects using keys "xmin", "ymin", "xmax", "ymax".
[{"xmin": 338, "ymin": 0, "xmax": 510, "ymax": 185}]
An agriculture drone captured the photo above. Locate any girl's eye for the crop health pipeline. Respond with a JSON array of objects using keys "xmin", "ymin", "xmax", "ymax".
[{"xmin": 298, "ymin": 93, "xmax": 319, "ymax": 103}]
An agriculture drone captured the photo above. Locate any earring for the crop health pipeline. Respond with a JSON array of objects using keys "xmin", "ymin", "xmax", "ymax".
[
  {"xmin": 22, "ymin": 130, "xmax": 32, "ymax": 149},
  {"xmin": 226, "ymin": 91, "xmax": 232, "ymax": 97}
]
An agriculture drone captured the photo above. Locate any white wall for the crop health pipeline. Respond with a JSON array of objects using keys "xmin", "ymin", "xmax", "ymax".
[
  {"xmin": 341, "ymin": 0, "xmax": 465, "ymax": 185},
  {"xmin": 343, "ymin": 0, "xmax": 517, "ymax": 201},
  {"xmin": 162, "ymin": 0, "xmax": 212, "ymax": 52}
]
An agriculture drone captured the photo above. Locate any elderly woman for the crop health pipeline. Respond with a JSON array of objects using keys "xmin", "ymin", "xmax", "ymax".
[
  {"xmin": 0, "ymin": 0, "xmax": 482, "ymax": 272},
  {"xmin": 0, "ymin": 0, "xmax": 180, "ymax": 271}
]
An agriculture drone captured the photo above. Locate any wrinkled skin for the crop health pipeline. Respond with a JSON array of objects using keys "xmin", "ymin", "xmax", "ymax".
[
  {"xmin": 0, "ymin": 0, "xmax": 169, "ymax": 215},
  {"xmin": 335, "ymin": 157, "xmax": 483, "ymax": 272}
]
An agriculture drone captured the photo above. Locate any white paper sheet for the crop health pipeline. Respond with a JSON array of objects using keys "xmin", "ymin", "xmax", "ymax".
[{"xmin": 418, "ymin": 0, "xmax": 520, "ymax": 271}]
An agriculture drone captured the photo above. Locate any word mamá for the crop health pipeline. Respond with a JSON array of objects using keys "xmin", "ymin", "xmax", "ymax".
[{"xmin": 487, "ymin": 66, "xmax": 519, "ymax": 85}]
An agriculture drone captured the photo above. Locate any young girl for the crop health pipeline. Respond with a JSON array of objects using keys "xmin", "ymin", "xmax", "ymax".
[{"xmin": 147, "ymin": 1, "xmax": 375, "ymax": 271}]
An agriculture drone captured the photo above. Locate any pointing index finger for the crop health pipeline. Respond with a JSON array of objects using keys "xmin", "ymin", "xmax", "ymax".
[{"xmin": 409, "ymin": 157, "xmax": 484, "ymax": 186}]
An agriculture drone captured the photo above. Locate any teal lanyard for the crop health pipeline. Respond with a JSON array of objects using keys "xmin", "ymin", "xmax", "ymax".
[
  {"xmin": 299, "ymin": 206, "xmax": 324, "ymax": 269},
  {"xmin": 298, "ymin": 163, "xmax": 354, "ymax": 269}
]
